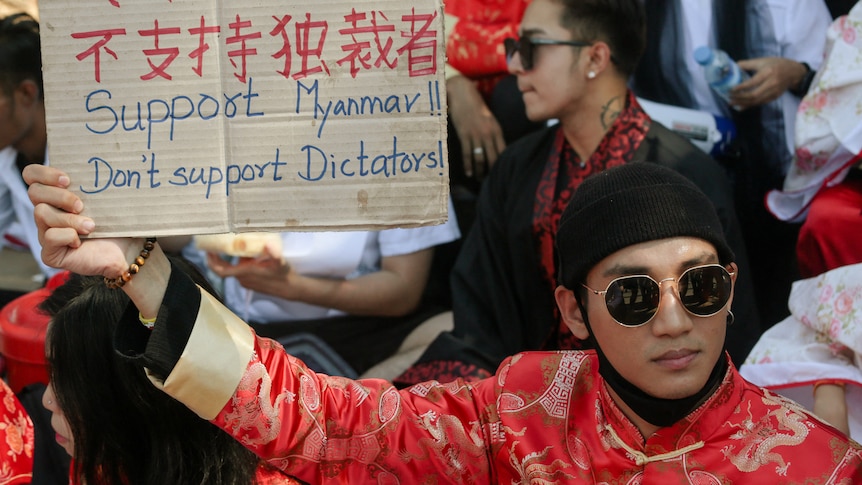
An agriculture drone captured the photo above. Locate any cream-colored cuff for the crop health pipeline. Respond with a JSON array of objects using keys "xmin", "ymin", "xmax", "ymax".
[
  {"xmin": 151, "ymin": 287, "xmax": 255, "ymax": 420},
  {"xmin": 446, "ymin": 65, "xmax": 463, "ymax": 80}
]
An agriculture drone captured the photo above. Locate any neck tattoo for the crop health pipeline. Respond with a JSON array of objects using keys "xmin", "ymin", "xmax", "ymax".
[{"xmin": 600, "ymin": 96, "xmax": 623, "ymax": 130}]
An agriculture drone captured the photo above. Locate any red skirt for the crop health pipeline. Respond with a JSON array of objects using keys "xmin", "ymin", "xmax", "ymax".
[{"xmin": 797, "ymin": 174, "xmax": 862, "ymax": 278}]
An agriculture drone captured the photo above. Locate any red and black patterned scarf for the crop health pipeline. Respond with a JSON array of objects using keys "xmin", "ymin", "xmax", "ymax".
[{"xmin": 532, "ymin": 91, "xmax": 650, "ymax": 350}]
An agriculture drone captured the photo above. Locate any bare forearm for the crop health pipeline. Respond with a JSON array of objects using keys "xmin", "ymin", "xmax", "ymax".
[
  {"xmin": 813, "ymin": 383, "xmax": 850, "ymax": 435},
  {"xmin": 253, "ymin": 270, "xmax": 424, "ymax": 317},
  {"xmin": 122, "ymin": 241, "xmax": 171, "ymax": 320}
]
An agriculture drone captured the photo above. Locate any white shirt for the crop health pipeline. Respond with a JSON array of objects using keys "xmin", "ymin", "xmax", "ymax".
[
  {"xmin": 681, "ymin": 0, "xmax": 832, "ymax": 155},
  {"xmin": 0, "ymin": 147, "xmax": 59, "ymax": 279},
  {"xmin": 222, "ymin": 197, "xmax": 461, "ymax": 322}
]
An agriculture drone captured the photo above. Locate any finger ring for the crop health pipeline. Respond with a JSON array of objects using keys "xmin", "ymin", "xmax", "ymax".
[{"xmin": 473, "ymin": 147, "xmax": 484, "ymax": 155}]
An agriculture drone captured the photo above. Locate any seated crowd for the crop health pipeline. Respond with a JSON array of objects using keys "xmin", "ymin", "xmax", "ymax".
[{"xmin": 0, "ymin": 0, "xmax": 859, "ymax": 482}]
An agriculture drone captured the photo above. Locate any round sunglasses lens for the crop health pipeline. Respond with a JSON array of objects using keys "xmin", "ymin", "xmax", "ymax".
[
  {"xmin": 606, "ymin": 276, "xmax": 660, "ymax": 326},
  {"xmin": 678, "ymin": 266, "xmax": 731, "ymax": 316},
  {"xmin": 504, "ymin": 38, "xmax": 516, "ymax": 61}
]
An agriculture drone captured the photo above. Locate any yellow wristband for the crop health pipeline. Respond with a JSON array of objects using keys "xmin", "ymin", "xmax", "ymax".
[{"xmin": 139, "ymin": 312, "xmax": 156, "ymax": 330}]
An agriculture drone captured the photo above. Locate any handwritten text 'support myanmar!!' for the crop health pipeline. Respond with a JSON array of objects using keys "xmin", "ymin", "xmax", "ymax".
[{"xmin": 39, "ymin": 0, "xmax": 449, "ymax": 236}]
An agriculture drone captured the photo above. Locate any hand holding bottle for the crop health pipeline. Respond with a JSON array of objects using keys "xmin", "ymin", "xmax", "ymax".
[
  {"xmin": 730, "ymin": 57, "xmax": 811, "ymax": 109},
  {"xmin": 693, "ymin": 46, "xmax": 750, "ymax": 110}
]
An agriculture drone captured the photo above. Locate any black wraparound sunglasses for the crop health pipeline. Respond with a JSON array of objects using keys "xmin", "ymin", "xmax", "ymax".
[
  {"xmin": 581, "ymin": 264, "xmax": 734, "ymax": 327},
  {"xmin": 503, "ymin": 37, "xmax": 591, "ymax": 71}
]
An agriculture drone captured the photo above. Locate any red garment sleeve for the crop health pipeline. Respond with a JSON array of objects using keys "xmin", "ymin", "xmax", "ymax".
[{"xmin": 212, "ymin": 334, "xmax": 498, "ymax": 483}]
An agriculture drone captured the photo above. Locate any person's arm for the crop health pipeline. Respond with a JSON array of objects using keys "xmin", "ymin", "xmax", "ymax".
[
  {"xmin": 812, "ymin": 381, "xmax": 850, "ymax": 435},
  {"xmin": 207, "ymin": 247, "xmax": 434, "ymax": 317},
  {"xmin": 25, "ymin": 164, "xmax": 498, "ymax": 481},
  {"xmin": 24, "ymin": 165, "xmax": 170, "ymax": 321},
  {"xmin": 730, "ymin": 0, "xmax": 832, "ymax": 108}
]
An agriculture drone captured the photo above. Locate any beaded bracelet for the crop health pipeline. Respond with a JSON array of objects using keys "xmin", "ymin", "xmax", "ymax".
[{"xmin": 104, "ymin": 237, "xmax": 158, "ymax": 289}]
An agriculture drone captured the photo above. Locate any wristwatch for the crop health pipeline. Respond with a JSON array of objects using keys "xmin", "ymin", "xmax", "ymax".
[{"xmin": 790, "ymin": 62, "xmax": 816, "ymax": 97}]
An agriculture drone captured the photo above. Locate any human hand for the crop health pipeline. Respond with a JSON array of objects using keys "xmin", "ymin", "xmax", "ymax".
[
  {"xmin": 812, "ymin": 382, "xmax": 850, "ymax": 436},
  {"xmin": 23, "ymin": 164, "xmax": 137, "ymax": 279},
  {"xmin": 730, "ymin": 57, "xmax": 809, "ymax": 109},
  {"xmin": 206, "ymin": 245, "xmax": 297, "ymax": 297},
  {"xmin": 447, "ymin": 75, "xmax": 506, "ymax": 179}
]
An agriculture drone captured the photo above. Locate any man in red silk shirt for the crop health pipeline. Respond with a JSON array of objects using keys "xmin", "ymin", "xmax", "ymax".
[{"xmin": 26, "ymin": 159, "xmax": 862, "ymax": 483}]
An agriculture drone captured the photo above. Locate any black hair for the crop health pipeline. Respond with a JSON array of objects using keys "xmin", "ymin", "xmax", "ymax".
[
  {"xmin": 0, "ymin": 12, "xmax": 42, "ymax": 98},
  {"xmin": 39, "ymin": 258, "xmax": 270, "ymax": 485},
  {"xmin": 555, "ymin": 0, "xmax": 646, "ymax": 77}
]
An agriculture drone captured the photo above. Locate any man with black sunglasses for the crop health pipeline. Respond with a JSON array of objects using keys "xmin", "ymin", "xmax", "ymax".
[
  {"xmin": 26, "ymin": 160, "xmax": 862, "ymax": 483},
  {"xmin": 396, "ymin": 0, "xmax": 762, "ymax": 388}
]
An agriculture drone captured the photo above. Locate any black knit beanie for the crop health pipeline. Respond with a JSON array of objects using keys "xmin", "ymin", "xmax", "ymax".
[{"xmin": 556, "ymin": 162, "xmax": 734, "ymax": 289}]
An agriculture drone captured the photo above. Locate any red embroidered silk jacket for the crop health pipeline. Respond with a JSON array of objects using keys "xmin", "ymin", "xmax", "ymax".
[{"xmin": 122, "ymin": 275, "xmax": 862, "ymax": 484}]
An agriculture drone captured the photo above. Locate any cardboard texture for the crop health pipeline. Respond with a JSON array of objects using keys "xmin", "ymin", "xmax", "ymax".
[{"xmin": 39, "ymin": 0, "xmax": 448, "ymax": 237}]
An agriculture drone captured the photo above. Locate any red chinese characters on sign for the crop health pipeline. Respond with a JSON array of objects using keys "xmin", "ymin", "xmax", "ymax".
[
  {"xmin": 398, "ymin": 9, "xmax": 438, "ymax": 77},
  {"xmin": 291, "ymin": 13, "xmax": 330, "ymax": 80},
  {"xmin": 269, "ymin": 15, "xmax": 293, "ymax": 78},
  {"xmin": 139, "ymin": 20, "xmax": 181, "ymax": 80},
  {"xmin": 337, "ymin": 10, "xmax": 396, "ymax": 78},
  {"xmin": 269, "ymin": 13, "xmax": 331, "ymax": 81},
  {"xmin": 71, "ymin": 29, "xmax": 127, "ymax": 83},
  {"xmin": 226, "ymin": 15, "xmax": 262, "ymax": 83},
  {"xmin": 188, "ymin": 17, "xmax": 221, "ymax": 77},
  {"xmin": 71, "ymin": 8, "xmax": 438, "ymax": 83}
]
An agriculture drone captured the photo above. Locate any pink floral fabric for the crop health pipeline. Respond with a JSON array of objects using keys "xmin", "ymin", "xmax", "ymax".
[
  {"xmin": 791, "ymin": 264, "xmax": 862, "ymax": 357},
  {"xmin": 741, "ymin": 262, "xmax": 862, "ymax": 439},
  {"xmin": 766, "ymin": 4, "xmax": 862, "ymax": 222}
]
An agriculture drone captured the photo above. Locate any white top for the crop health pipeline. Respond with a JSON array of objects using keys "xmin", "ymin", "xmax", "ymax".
[
  {"xmin": 0, "ymin": 147, "xmax": 59, "ymax": 279},
  {"xmin": 222, "ymin": 197, "xmax": 461, "ymax": 322},
  {"xmin": 767, "ymin": 4, "xmax": 862, "ymax": 221},
  {"xmin": 681, "ymin": 0, "xmax": 832, "ymax": 155}
]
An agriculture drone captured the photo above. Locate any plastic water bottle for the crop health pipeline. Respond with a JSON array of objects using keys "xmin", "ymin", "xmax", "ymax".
[{"xmin": 693, "ymin": 46, "xmax": 750, "ymax": 106}]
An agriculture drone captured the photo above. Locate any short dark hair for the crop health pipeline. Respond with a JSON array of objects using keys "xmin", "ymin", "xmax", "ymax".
[
  {"xmin": 0, "ymin": 13, "xmax": 41, "ymax": 97},
  {"xmin": 556, "ymin": 0, "xmax": 646, "ymax": 77}
]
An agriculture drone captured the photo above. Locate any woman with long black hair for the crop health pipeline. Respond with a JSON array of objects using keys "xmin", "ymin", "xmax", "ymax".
[{"xmin": 40, "ymin": 266, "xmax": 301, "ymax": 485}]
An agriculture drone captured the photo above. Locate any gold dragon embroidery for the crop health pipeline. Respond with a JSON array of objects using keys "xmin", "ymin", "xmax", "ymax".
[
  {"xmin": 508, "ymin": 442, "xmax": 576, "ymax": 484},
  {"xmin": 222, "ymin": 359, "xmax": 295, "ymax": 446},
  {"xmin": 721, "ymin": 397, "xmax": 811, "ymax": 476},
  {"xmin": 398, "ymin": 409, "xmax": 486, "ymax": 482}
]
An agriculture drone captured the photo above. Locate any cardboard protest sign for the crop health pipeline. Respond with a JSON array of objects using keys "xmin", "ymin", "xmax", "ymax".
[{"xmin": 39, "ymin": 0, "xmax": 448, "ymax": 237}]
